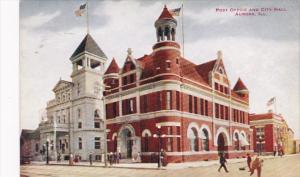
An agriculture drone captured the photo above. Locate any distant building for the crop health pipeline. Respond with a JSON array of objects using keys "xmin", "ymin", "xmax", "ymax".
[
  {"xmin": 104, "ymin": 5, "xmax": 253, "ymax": 163},
  {"xmin": 20, "ymin": 129, "xmax": 40, "ymax": 162},
  {"xmin": 249, "ymin": 112, "xmax": 294, "ymax": 155},
  {"xmin": 293, "ymin": 139, "xmax": 300, "ymax": 153}
]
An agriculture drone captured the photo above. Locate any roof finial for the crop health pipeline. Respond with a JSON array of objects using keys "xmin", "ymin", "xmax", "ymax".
[
  {"xmin": 127, "ymin": 48, "xmax": 133, "ymax": 56},
  {"xmin": 59, "ymin": 77, "xmax": 62, "ymax": 81},
  {"xmin": 217, "ymin": 50, "xmax": 223, "ymax": 60},
  {"xmin": 164, "ymin": 4, "xmax": 167, "ymax": 8}
]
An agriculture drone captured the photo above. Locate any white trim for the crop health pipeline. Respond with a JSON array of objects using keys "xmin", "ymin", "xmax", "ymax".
[
  {"xmin": 142, "ymin": 129, "xmax": 152, "ymax": 137},
  {"xmin": 199, "ymin": 124, "xmax": 212, "ymax": 140},
  {"xmin": 153, "ymin": 46, "xmax": 181, "ymax": 53},
  {"xmin": 105, "ymin": 79, "xmax": 248, "ymax": 111},
  {"xmin": 112, "ymin": 132, "xmax": 117, "ymax": 140},
  {"xmin": 106, "ymin": 110, "xmax": 213, "ymax": 125},
  {"xmin": 187, "ymin": 122, "xmax": 200, "ymax": 138},
  {"xmin": 214, "ymin": 127, "xmax": 231, "ymax": 146},
  {"xmin": 139, "ymin": 150, "xmax": 253, "ymax": 156},
  {"xmin": 156, "ymin": 122, "xmax": 181, "ymax": 127},
  {"xmin": 233, "ymin": 129, "xmax": 240, "ymax": 141}
]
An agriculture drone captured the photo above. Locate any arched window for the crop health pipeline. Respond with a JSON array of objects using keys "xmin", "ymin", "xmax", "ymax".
[
  {"xmin": 158, "ymin": 27, "xmax": 163, "ymax": 41},
  {"xmin": 165, "ymin": 27, "xmax": 170, "ymax": 40},
  {"xmin": 171, "ymin": 28, "xmax": 176, "ymax": 41},
  {"xmin": 94, "ymin": 109, "xmax": 100, "ymax": 118},
  {"xmin": 202, "ymin": 129, "xmax": 209, "ymax": 151},
  {"xmin": 188, "ymin": 127, "xmax": 199, "ymax": 151},
  {"xmin": 144, "ymin": 134, "xmax": 149, "ymax": 152},
  {"xmin": 234, "ymin": 132, "xmax": 240, "ymax": 150}
]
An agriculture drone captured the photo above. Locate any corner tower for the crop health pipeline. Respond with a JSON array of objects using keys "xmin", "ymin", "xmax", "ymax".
[
  {"xmin": 69, "ymin": 33, "xmax": 107, "ymax": 160},
  {"xmin": 152, "ymin": 5, "xmax": 181, "ymax": 76}
]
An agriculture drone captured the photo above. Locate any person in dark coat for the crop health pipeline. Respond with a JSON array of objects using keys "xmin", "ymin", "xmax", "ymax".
[
  {"xmin": 247, "ymin": 153, "xmax": 252, "ymax": 171},
  {"xmin": 218, "ymin": 153, "xmax": 229, "ymax": 172},
  {"xmin": 89, "ymin": 153, "xmax": 93, "ymax": 166}
]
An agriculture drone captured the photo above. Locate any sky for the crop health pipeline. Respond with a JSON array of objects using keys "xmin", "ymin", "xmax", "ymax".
[{"xmin": 20, "ymin": 0, "xmax": 300, "ymax": 138}]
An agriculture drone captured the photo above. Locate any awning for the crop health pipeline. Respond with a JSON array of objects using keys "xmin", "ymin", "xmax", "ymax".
[{"xmin": 240, "ymin": 136, "xmax": 250, "ymax": 146}]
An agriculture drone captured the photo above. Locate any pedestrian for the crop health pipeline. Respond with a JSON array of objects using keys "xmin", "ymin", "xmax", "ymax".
[
  {"xmin": 109, "ymin": 152, "xmax": 113, "ymax": 166},
  {"xmin": 113, "ymin": 152, "xmax": 117, "ymax": 164},
  {"xmin": 250, "ymin": 155, "xmax": 264, "ymax": 177},
  {"xmin": 273, "ymin": 150, "xmax": 276, "ymax": 157},
  {"xmin": 69, "ymin": 153, "xmax": 74, "ymax": 165},
  {"xmin": 280, "ymin": 149, "xmax": 284, "ymax": 157},
  {"xmin": 57, "ymin": 153, "xmax": 61, "ymax": 162},
  {"xmin": 247, "ymin": 153, "xmax": 252, "ymax": 172},
  {"xmin": 218, "ymin": 153, "xmax": 229, "ymax": 173},
  {"xmin": 116, "ymin": 152, "xmax": 120, "ymax": 164},
  {"xmin": 89, "ymin": 153, "xmax": 93, "ymax": 166}
]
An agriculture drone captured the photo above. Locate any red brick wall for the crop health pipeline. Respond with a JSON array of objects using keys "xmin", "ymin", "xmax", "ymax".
[{"xmin": 264, "ymin": 124, "xmax": 274, "ymax": 152}]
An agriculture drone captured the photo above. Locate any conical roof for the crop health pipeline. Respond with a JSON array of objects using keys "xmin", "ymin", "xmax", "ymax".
[
  {"xmin": 70, "ymin": 33, "xmax": 107, "ymax": 60},
  {"xmin": 157, "ymin": 5, "xmax": 175, "ymax": 20},
  {"xmin": 105, "ymin": 58, "xmax": 119, "ymax": 74},
  {"xmin": 233, "ymin": 78, "xmax": 248, "ymax": 91}
]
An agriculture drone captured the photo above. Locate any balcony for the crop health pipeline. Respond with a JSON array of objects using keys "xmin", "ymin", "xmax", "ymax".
[{"xmin": 39, "ymin": 122, "xmax": 69, "ymax": 133}]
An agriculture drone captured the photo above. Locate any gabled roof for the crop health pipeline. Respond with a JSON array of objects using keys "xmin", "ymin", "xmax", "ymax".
[
  {"xmin": 105, "ymin": 58, "xmax": 120, "ymax": 74},
  {"xmin": 196, "ymin": 59, "xmax": 217, "ymax": 83},
  {"xmin": 233, "ymin": 78, "xmax": 248, "ymax": 91},
  {"xmin": 53, "ymin": 79, "xmax": 73, "ymax": 92},
  {"xmin": 157, "ymin": 5, "xmax": 175, "ymax": 20},
  {"xmin": 70, "ymin": 33, "xmax": 107, "ymax": 60},
  {"xmin": 180, "ymin": 58, "xmax": 209, "ymax": 86}
]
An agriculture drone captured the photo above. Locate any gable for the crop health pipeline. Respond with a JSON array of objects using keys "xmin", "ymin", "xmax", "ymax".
[
  {"xmin": 122, "ymin": 57, "xmax": 136, "ymax": 74},
  {"xmin": 212, "ymin": 59, "xmax": 230, "ymax": 85},
  {"xmin": 53, "ymin": 80, "xmax": 73, "ymax": 92}
]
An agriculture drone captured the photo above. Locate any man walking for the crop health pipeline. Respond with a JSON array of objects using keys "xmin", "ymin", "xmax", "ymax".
[
  {"xmin": 250, "ymin": 155, "xmax": 264, "ymax": 177},
  {"xmin": 247, "ymin": 153, "xmax": 252, "ymax": 171},
  {"xmin": 89, "ymin": 153, "xmax": 93, "ymax": 166},
  {"xmin": 218, "ymin": 153, "xmax": 229, "ymax": 173}
]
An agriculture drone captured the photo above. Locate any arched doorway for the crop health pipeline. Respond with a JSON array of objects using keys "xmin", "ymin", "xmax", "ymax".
[
  {"xmin": 217, "ymin": 133, "xmax": 228, "ymax": 157},
  {"xmin": 120, "ymin": 128, "xmax": 133, "ymax": 158}
]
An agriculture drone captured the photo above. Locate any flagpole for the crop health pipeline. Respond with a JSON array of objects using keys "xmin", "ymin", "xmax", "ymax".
[
  {"xmin": 181, "ymin": 4, "xmax": 185, "ymax": 58},
  {"xmin": 274, "ymin": 97, "xmax": 277, "ymax": 114},
  {"xmin": 86, "ymin": 0, "xmax": 89, "ymax": 34}
]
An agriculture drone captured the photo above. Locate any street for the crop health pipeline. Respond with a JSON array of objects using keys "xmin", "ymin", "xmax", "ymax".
[{"xmin": 21, "ymin": 154, "xmax": 300, "ymax": 177}]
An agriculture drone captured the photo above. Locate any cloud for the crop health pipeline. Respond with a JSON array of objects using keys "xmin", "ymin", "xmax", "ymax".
[
  {"xmin": 21, "ymin": 11, "xmax": 61, "ymax": 29},
  {"xmin": 20, "ymin": 1, "xmax": 300, "ymax": 138},
  {"xmin": 184, "ymin": 36, "xmax": 299, "ymax": 137}
]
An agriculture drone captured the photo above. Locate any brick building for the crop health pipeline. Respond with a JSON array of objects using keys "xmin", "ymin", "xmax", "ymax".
[
  {"xmin": 249, "ymin": 112, "xmax": 293, "ymax": 155},
  {"xmin": 104, "ymin": 6, "xmax": 253, "ymax": 163}
]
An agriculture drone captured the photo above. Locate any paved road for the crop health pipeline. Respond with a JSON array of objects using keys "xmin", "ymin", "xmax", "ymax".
[{"xmin": 21, "ymin": 154, "xmax": 300, "ymax": 177}]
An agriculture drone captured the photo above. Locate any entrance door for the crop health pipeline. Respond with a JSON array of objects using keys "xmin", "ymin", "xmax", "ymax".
[
  {"xmin": 120, "ymin": 128, "xmax": 133, "ymax": 159},
  {"xmin": 126, "ymin": 131, "xmax": 132, "ymax": 158},
  {"xmin": 217, "ymin": 133, "xmax": 228, "ymax": 157}
]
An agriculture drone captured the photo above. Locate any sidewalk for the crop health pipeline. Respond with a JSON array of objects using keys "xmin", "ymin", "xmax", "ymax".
[{"xmin": 30, "ymin": 153, "xmax": 299, "ymax": 170}]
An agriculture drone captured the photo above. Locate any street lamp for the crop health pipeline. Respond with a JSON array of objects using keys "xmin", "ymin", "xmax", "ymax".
[
  {"xmin": 153, "ymin": 124, "xmax": 166, "ymax": 168},
  {"xmin": 45, "ymin": 139, "xmax": 49, "ymax": 164},
  {"xmin": 259, "ymin": 136, "xmax": 262, "ymax": 155},
  {"xmin": 102, "ymin": 84, "xmax": 111, "ymax": 168}
]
